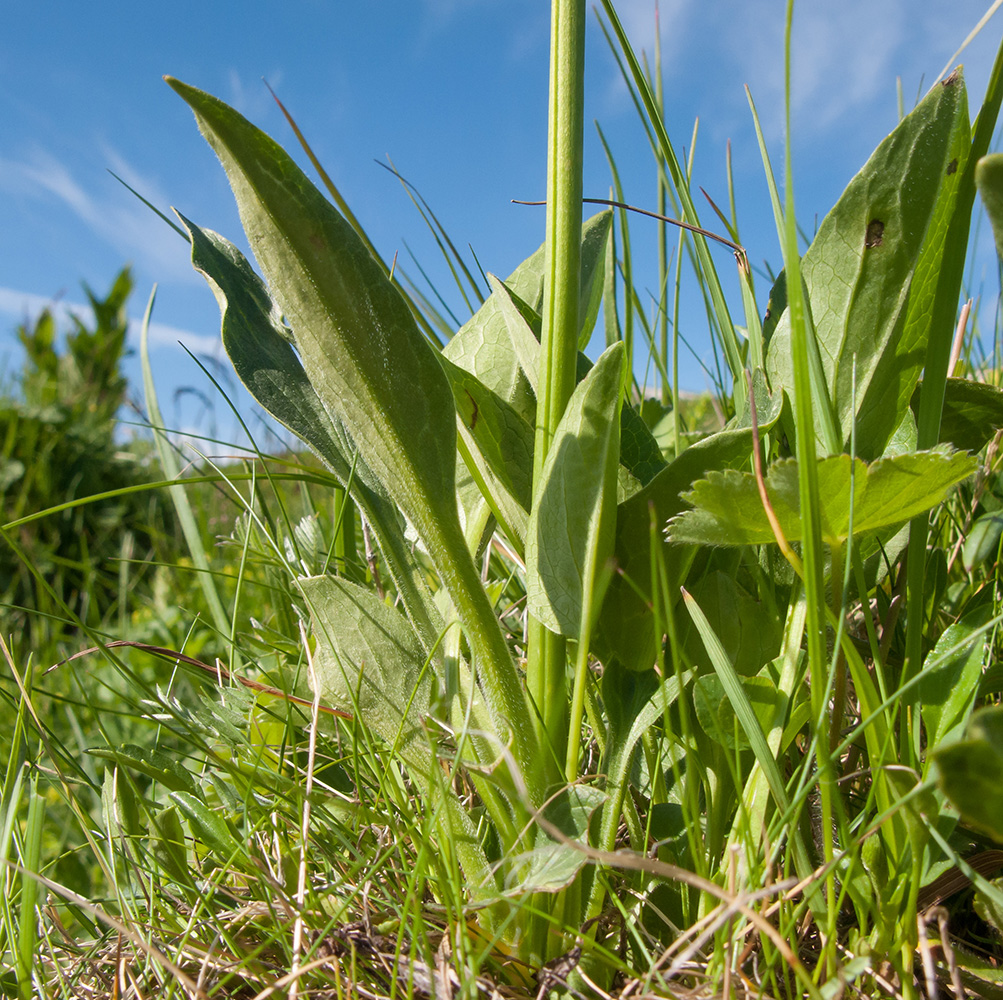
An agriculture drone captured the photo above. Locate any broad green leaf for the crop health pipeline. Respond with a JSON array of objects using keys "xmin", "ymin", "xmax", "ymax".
[
  {"xmin": 299, "ymin": 575, "xmax": 432, "ymax": 769},
  {"xmin": 933, "ymin": 705, "xmax": 1003, "ymax": 843},
  {"xmin": 488, "ymin": 272, "xmax": 543, "ymax": 395},
  {"xmin": 299, "ymin": 574, "xmax": 501, "ymax": 900},
  {"xmin": 976, "ymin": 152, "xmax": 1003, "ymax": 259},
  {"xmin": 727, "ymin": 368, "xmax": 784, "ymax": 434},
  {"xmin": 169, "ymin": 80, "xmax": 535, "ymax": 791},
  {"xmin": 503, "ymin": 785, "xmax": 604, "ymax": 894},
  {"xmin": 919, "ymin": 607, "xmax": 988, "ymax": 757},
  {"xmin": 87, "ymin": 744, "xmax": 195, "ymax": 796},
  {"xmin": 179, "ymin": 215, "xmax": 441, "ymax": 648},
  {"xmin": 883, "ymin": 74, "xmax": 970, "ymax": 451},
  {"xmin": 965, "ymin": 512, "xmax": 1003, "ymax": 572},
  {"xmin": 168, "ymin": 79, "xmax": 460, "ymax": 578},
  {"xmin": 526, "ymin": 342, "xmax": 624, "ymax": 637},
  {"xmin": 912, "ymin": 377, "xmax": 1003, "ymax": 454},
  {"xmin": 489, "ymin": 269, "xmax": 665, "ymax": 506},
  {"xmin": 668, "ymin": 449, "xmax": 976, "ymax": 548},
  {"xmin": 766, "ymin": 72, "xmax": 968, "ymax": 459},
  {"xmin": 444, "ymin": 211, "xmax": 612, "ymax": 424},
  {"xmin": 595, "ymin": 425, "xmax": 769, "ymax": 672}
]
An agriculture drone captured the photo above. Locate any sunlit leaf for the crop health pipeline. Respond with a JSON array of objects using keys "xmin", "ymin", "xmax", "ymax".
[
  {"xmin": 526, "ymin": 342, "xmax": 623, "ymax": 637},
  {"xmin": 766, "ymin": 72, "xmax": 968, "ymax": 458},
  {"xmin": 668, "ymin": 449, "xmax": 975, "ymax": 548}
]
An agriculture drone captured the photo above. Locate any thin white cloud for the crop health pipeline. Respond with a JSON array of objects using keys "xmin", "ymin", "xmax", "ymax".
[
  {"xmin": 0, "ymin": 145, "xmax": 195, "ymax": 284},
  {"xmin": 0, "ymin": 285, "xmax": 221, "ymax": 357}
]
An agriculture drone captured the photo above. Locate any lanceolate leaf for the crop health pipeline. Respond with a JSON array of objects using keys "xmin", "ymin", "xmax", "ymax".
[
  {"xmin": 766, "ymin": 72, "xmax": 967, "ymax": 459},
  {"xmin": 300, "ymin": 574, "xmax": 500, "ymax": 899},
  {"xmin": 438, "ymin": 352, "xmax": 534, "ymax": 543},
  {"xmin": 668, "ymin": 450, "xmax": 976, "ymax": 548},
  {"xmin": 168, "ymin": 79, "xmax": 538, "ymax": 796},
  {"xmin": 167, "ymin": 79, "xmax": 459, "ymax": 545},
  {"xmin": 526, "ymin": 342, "xmax": 624, "ymax": 637},
  {"xmin": 180, "ymin": 215, "xmax": 441, "ymax": 648}
]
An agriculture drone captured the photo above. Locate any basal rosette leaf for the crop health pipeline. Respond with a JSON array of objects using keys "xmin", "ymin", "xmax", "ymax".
[
  {"xmin": 168, "ymin": 78, "xmax": 539, "ymax": 797},
  {"xmin": 179, "ymin": 214, "xmax": 441, "ymax": 647}
]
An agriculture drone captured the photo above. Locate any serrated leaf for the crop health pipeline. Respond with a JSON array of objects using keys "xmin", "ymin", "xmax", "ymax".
[
  {"xmin": 766, "ymin": 72, "xmax": 968, "ymax": 458},
  {"xmin": 526, "ymin": 343, "xmax": 624, "ymax": 637},
  {"xmin": 668, "ymin": 449, "xmax": 976, "ymax": 548}
]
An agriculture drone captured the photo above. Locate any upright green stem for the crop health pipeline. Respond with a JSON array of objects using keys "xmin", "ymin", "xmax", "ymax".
[
  {"xmin": 781, "ymin": 1, "xmax": 837, "ymax": 949},
  {"xmin": 526, "ymin": 0, "xmax": 586, "ymax": 779}
]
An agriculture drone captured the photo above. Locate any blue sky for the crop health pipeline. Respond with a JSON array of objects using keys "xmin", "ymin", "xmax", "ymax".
[{"xmin": 2, "ymin": 1, "xmax": 1002, "ymax": 442}]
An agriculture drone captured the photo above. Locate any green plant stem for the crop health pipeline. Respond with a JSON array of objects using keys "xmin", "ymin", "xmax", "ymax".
[
  {"xmin": 780, "ymin": 0, "xmax": 837, "ymax": 947},
  {"xmin": 527, "ymin": 0, "xmax": 586, "ymax": 779}
]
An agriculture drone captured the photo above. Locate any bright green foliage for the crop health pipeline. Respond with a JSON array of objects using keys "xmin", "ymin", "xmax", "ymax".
[
  {"xmin": 526, "ymin": 341, "xmax": 623, "ymax": 637},
  {"xmin": 12, "ymin": 9, "xmax": 1003, "ymax": 996},
  {"xmin": 976, "ymin": 151, "xmax": 1003, "ymax": 258},
  {"xmin": 668, "ymin": 449, "xmax": 976, "ymax": 547}
]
